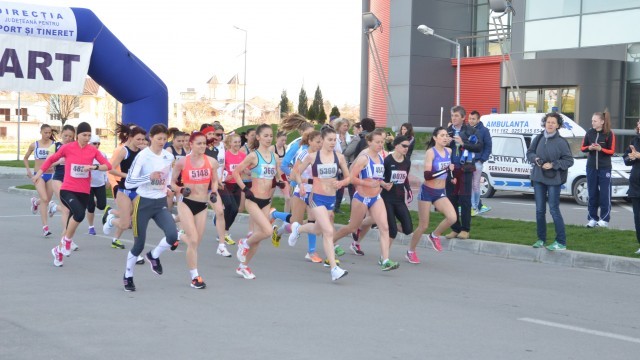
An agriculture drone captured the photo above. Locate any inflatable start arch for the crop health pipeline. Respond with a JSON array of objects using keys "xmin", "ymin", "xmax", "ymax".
[{"xmin": 0, "ymin": 2, "xmax": 167, "ymax": 131}]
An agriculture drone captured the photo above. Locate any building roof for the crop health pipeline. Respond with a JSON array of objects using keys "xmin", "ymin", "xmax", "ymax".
[{"xmin": 83, "ymin": 78, "xmax": 100, "ymax": 96}]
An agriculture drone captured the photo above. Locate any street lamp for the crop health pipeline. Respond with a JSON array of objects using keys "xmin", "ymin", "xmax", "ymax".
[
  {"xmin": 234, "ymin": 25, "xmax": 247, "ymax": 127},
  {"xmin": 417, "ymin": 24, "xmax": 460, "ymax": 106}
]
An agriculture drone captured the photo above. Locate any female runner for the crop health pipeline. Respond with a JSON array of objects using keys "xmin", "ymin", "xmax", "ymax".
[
  {"xmin": 232, "ymin": 124, "xmax": 282, "ymax": 279},
  {"xmin": 122, "ymin": 124, "xmax": 178, "ymax": 291},
  {"xmin": 33, "ymin": 122, "xmax": 112, "ymax": 266},
  {"xmin": 220, "ymin": 133, "xmax": 246, "ymax": 245},
  {"xmin": 86, "ymin": 135, "xmax": 109, "ymax": 235},
  {"xmin": 269, "ymin": 131, "xmax": 291, "ymax": 211},
  {"xmin": 24, "ymin": 124, "xmax": 56, "ymax": 236},
  {"xmin": 288, "ymin": 127, "xmax": 350, "ymax": 280},
  {"xmin": 407, "ymin": 127, "xmax": 457, "ymax": 263},
  {"xmin": 332, "ymin": 130, "xmax": 399, "ymax": 271},
  {"xmin": 171, "ymin": 132, "xmax": 222, "ymax": 288},
  {"xmin": 50, "ymin": 125, "xmax": 76, "ymax": 246}
]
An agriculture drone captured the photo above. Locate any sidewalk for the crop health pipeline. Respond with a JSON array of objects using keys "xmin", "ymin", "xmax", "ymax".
[{"xmin": 6, "ymin": 180, "xmax": 640, "ymax": 277}]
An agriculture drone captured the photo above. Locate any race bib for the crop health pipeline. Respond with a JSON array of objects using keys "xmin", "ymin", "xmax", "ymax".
[
  {"xmin": 150, "ymin": 178, "xmax": 166, "ymax": 190},
  {"xmin": 70, "ymin": 164, "xmax": 89, "ymax": 178},
  {"xmin": 189, "ymin": 168, "xmax": 211, "ymax": 182},
  {"xmin": 372, "ymin": 164, "xmax": 385, "ymax": 178},
  {"xmin": 229, "ymin": 164, "xmax": 238, "ymax": 173},
  {"xmin": 390, "ymin": 170, "xmax": 407, "ymax": 184},
  {"xmin": 261, "ymin": 164, "xmax": 276, "ymax": 179},
  {"xmin": 317, "ymin": 163, "xmax": 337, "ymax": 179},
  {"xmin": 36, "ymin": 148, "xmax": 49, "ymax": 158},
  {"xmin": 438, "ymin": 161, "xmax": 451, "ymax": 171}
]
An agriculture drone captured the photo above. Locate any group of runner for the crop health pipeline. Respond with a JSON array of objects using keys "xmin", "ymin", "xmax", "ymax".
[{"xmin": 26, "ymin": 113, "xmax": 460, "ymax": 291}]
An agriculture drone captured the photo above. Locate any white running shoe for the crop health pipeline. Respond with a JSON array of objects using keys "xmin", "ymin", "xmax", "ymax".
[
  {"xmin": 47, "ymin": 201, "xmax": 57, "ymax": 217},
  {"xmin": 236, "ymin": 239, "xmax": 249, "ymax": 263},
  {"xmin": 217, "ymin": 245, "xmax": 232, "ymax": 257},
  {"xmin": 288, "ymin": 222, "xmax": 300, "ymax": 247},
  {"xmin": 70, "ymin": 241, "xmax": 79, "ymax": 252},
  {"xmin": 235, "ymin": 266, "xmax": 256, "ymax": 279},
  {"xmin": 103, "ymin": 214, "xmax": 115, "ymax": 235},
  {"xmin": 30, "ymin": 197, "xmax": 38, "ymax": 214},
  {"xmin": 60, "ymin": 238, "xmax": 71, "ymax": 257},
  {"xmin": 597, "ymin": 220, "xmax": 609, "ymax": 228},
  {"xmin": 586, "ymin": 220, "xmax": 597, "ymax": 228},
  {"xmin": 51, "ymin": 247, "xmax": 63, "ymax": 267},
  {"xmin": 331, "ymin": 266, "xmax": 348, "ymax": 281}
]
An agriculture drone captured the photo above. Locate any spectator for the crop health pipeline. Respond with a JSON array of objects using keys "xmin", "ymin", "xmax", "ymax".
[
  {"xmin": 527, "ymin": 112, "xmax": 574, "ymax": 251},
  {"xmin": 444, "ymin": 106, "xmax": 483, "ymax": 240},
  {"xmin": 623, "ymin": 119, "xmax": 640, "ymax": 254},
  {"xmin": 386, "ymin": 123, "xmax": 416, "ymax": 159},
  {"xmin": 581, "ymin": 110, "xmax": 616, "ymax": 228},
  {"xmin": 467, "ymin": 111, "xmax": 493, "ymax": 215}
]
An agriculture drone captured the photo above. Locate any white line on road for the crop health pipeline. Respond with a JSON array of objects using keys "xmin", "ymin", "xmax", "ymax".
[
  {"xmin": 500, "ymin": 202, "xmax": 535, "ymax": 206},
  {"xmin": 518, "ymin": 317, "xmax": 640, "ymax": 344}
]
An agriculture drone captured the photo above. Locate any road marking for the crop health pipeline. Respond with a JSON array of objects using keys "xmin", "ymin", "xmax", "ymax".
[
  {"xmin": 500, "ymin": 202, "xmax": 535, "ymax": 206},
  {"xmin": 518, "ymin": 317, "xmax": 640, "ymax": 344},
  {"xmin": 619, "ymin": 204, "xmax": 634, "ymax": 213}
]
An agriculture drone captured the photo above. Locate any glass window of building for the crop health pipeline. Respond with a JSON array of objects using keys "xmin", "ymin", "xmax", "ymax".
[
  {"xmin": 581, "ymin": 10, "xmax": 640, "ymax": 47},
  {"xmin": 524, "ymin": 90, "xmax": 538, "ymax": 113},
  {"xmin": 582, "ymin": 0, "xmax": 640, "ymax": 13},
  {"xmin": 507, "ymin": 89, "xmax": 521, "ymax": 113},
  {"xmin": 524, "ymin": 16, "xmax": 580, "ymax": 52},
  {"xmin": 525, "ymin": 0, "xmax": 580, "ymax": 21},
  {"xmin": 560, "ymin": 88, "xmax": 577, "ymax": 120}
]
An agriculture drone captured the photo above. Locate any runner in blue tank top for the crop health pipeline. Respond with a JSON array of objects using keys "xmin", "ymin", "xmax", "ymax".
[
  {"xmin": 407, "ymin": 127, "xmax": 457, "ymax": 264},
  {"xmin": 24, "ymin": 124, "xmax": 56, "ymax": 237}
]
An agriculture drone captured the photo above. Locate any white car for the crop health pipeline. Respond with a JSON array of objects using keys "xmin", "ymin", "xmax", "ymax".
[{"xmin": 479, "ymin": 113, "xmax": 631, "ymax": 205}]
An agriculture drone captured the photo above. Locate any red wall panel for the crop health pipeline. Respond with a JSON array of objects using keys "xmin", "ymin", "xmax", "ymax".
[
  {"xmin": 367, "ymin": 0, "xmax": 390, "ymax": 127},
  {"xmin": 452, "ymin": 55, "xmax": 503, "ymax": 117}
]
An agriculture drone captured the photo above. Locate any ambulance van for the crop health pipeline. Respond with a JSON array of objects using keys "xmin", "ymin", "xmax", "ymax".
[{"xmin": 479, "ymin": 112, "xmax": 630, "ymax": 205}]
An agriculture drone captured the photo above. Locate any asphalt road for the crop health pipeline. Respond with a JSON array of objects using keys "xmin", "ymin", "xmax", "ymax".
[{"xmin": 1, "ymin": 184, "xmax": 639, "ymax": 360}]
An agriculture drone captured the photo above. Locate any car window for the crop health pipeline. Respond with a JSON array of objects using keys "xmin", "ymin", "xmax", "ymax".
[
  {"xmin": 492, "ymin": 137, "xmax": 524, "ymax": 158},
  {"xmin": 566, "ymin": 138, "xmax": 586, "ymax": 158}
]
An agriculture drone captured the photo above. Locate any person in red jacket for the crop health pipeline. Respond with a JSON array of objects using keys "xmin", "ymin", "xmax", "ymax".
[
  {"xmin": 33, "ymin": 122, "xmax": 112, "ymax": 267},
  {"xmin": 581, "ymin": 110, "xmax": 616, "ymax": 228}
]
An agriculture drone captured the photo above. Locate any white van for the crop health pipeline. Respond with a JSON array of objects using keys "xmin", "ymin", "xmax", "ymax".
[{"xmin": 479, "ymin": 112, "xmax": 631, "ymax": 205}]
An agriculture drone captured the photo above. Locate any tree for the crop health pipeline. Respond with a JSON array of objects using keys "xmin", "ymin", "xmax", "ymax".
[
  {"xmin": 182, "ymin": 99, "xmax": 216, "ymax": 131},
  {"xmin": 279, "ymin": 89, "xmax": 290, "ymax": 117},
  {"xmin": 40, "ymin": 94, "xmax": 80, "ymax": 126},
  {"xmin": 310, "ymin": 85, "xmax": 324, "ymax": 123},
  {"xmin": 318, "ymin": 106, "xmax": 327, "ymax": 123},
  {"xmin": 297, "ymin": 86, "xmax": 308, "ymax": 116},
  {"xmin": 307, "ymin": 104, "xmax": 317, "ymax": 121},
  {"xmin": 330, "ymin": 106, "xmax": 340, "ymax": 118}
]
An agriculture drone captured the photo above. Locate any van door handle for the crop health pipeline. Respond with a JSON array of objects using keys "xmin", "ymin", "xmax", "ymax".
[{"xmin": 487, "ymin": 160, "xmax": 495, "ymax": 164}]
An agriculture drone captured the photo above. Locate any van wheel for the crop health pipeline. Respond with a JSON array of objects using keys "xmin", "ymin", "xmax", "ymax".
[
  {"xmin": 480, "ymin": 173, "xmax": 495, "ymax": 198},
  {"xmin": 572, "ymin": 178, "xmax": 588, "ymax": 206}
]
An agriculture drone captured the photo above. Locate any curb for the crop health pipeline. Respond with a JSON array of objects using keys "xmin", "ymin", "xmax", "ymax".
[{"xmin": 8, "ymin": 186, "xmax": 640, "ymax": 276}]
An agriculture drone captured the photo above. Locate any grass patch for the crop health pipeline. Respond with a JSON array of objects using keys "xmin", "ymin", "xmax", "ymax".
[
  {"xmin": 17, "ymin": 184, "xmax": 638, "ymax": 258},
  {"xmin": 0, "ymin": 160, "xmax": 33, "ymax": 168}
]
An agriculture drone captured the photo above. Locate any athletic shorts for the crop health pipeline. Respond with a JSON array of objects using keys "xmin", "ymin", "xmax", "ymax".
[
  {"xmin": 353, "ymin": 192, "xmax": 381, "ymax": 209},
  {"xmin": 306, "ymin": 193, "xmax": 336, "ymax": 211},
  {"xmin": 182, "ymin": 197, "xmax": 208, "ymax": 216},
  {"xmin": 35, "ymin": 172, "xmax": 53, "ymax": 182},
  {"xmin": 118, "ymin": 188, "xmax": 138, "ymax": 201},
  {"xmin": 419, "ymin": 184, "xmax": 447, "ymax": 203}
]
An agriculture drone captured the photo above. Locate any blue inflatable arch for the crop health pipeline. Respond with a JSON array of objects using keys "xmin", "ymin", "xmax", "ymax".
[{"xmin": 72, "ymin": 8, "xmax": 167, "ymax": 131}]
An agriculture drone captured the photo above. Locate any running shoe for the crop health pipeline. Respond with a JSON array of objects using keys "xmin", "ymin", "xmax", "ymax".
[
  {"xmin": 236, "ymin": 239, "xmax": 249, "ymax": 263},
  {"xmin": 103, "ymin": 214, "xmax": 115, "ymax": 235},
  {"xmin": 172, "ymin": 230, "xmax": 183, "ymax": 251},
  {"xmin": 51, "ymin": 247, "xmax": 63, "ymax": 267},
  {"xmin": 47, "ymin": 201, "xmax": 57, "ymax": 217},
  {"xmin": 479, "ymin": 205, "xmax": 492, "ymax": 214},
  {"xmin": 405, "ymin": 251, "xmax": 420, "ymax": 264},
  {"xmin": 586, "ymin": 220, "xmax": 597, "ymax": 228},
  {"xmin": 191, "ymin": 276, "xmax": 206, "ymax": 289},
  {"xmin": 351, "ymin": 228, "xmax": 361, "ymax": 242},
  {"xmin": 236, "ymin": 266, "xmax": 256, "ymax": 279},
  {"xmin": 70, "ymin": 241, "xmax": 78, "ymax": 252},
  {"xmin": 635, "ymin": 248, "xmax": 640, "ymax": 255},
  {"xmin": 305, "ymin": 252, "xmax": 323, "ymax": 263},
  {"xmin": 381, "ymin": 259, "xmax": 400, "ymax": 271},
  {"xmin": 123, "ymin": 275, "xmax": 136, "ymax": 292},
  {"xmin": 378, "ymin": 257, "xmax": 384, "ymax": 266},
  {"xmin": 88, "ymin": 226, "xmax": 97, "ymax": 236},
  {"xmin": 271, "ymin": 225, "xmax": 281, "ymax": 248},
  {"xmin": 60, "ymin": 238, "xmax": 71, "ymax": 257},
  {"xmin": 532, "ymin": 240, "xmax": 545, "ymax": 248},
  {"xmin": 101, "ymin": 205, "xmax": 111, "ymax": 225},
  {"xmin": 427, "ymin": 233, "xmax": 443, "ymax": 252},
  {"xmin": 111, "ymin": 239, "xmax": 125, "ymax": 249},
  {"xmin": 471, "ymin": 208, "xmax": 478, "ymax": 217},
  {"xmin": 136, "ymin": 255, "xmax": 145, "ymax": 265},
  {"xmin": 145, "ymin": 251, "xmax": 163, "ymax": 275},
  {"xmin": 334, "ymin": 244, "xmax": 346, "ymax": 257},
  {"xmin": 323, "ymin": 258, "xmax": 341, "ymax": 267},
  {"xmin": 545, "ymin": 241, "xmax": 566, "ymax": 251},
  {"xmin": 597, "ymin": 220, "xmax": 609, "ymax": 228},
  {"xmin": 288, "ymin": 222, "xmax": 300, "ymax": 247},
  {"xmin": 30, "ymin": 197, "xmax": 38, "ymax": 214},
  {"xmin": 331, "ymin": 266, "xmax": 348, "ymax": 281},
  {"xmin": 42, "ymin": 226, "xmax": 52, "ymax": 237},
  {"xmin": 224, "ymin": 234, "xmax": 236, "ymax": 245},
  {"xmin": 217, "ymin": 245, "xmax": 232, "ymax": 257},
  {"xmin": 350, "ymin": 241, "xmax": 364, "ymax": 256}
]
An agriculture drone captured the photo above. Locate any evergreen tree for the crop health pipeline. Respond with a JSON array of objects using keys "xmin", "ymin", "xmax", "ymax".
[
  {"xmin": 307, "ymin": 104, "xmax": 317, "ymax": 121},
  {"xmin": 279, "ymin": 90, "xmax": 289, "ymax": 117},
  {"xmin": 318, "ymin": 106, "xmax": 327, "ymax": 124},
  {"xmin": 309, "ymin": 85, "xmax": 324, "ymax": 122},
  {"xmin": 297, "ymin": 87, "xmax": 308, "ymax": 116},
  {"xmin": 330, "ymin": 106, "xmax": 340, "ymax": 118}
]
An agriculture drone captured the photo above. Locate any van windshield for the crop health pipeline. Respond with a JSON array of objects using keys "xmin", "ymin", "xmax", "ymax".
[{"xmin": 566, "ymin": 138, "xmax": 586, "ymax": 158}]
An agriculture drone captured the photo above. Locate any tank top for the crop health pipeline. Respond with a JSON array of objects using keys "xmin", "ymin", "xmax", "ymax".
[
  {"xmin": 311, "ymin": 151, "xmax": 339, "ymax": 179},
  {"xmin": 250, "ymin": 150, "xmax": 276, "ymax": 180},
  {"xmin": 275, "ymin": 145, "xmax": 286, "ymax": 159},
  {"xmin": 295, "ymin": 146, "xmax": 312, "ymax": 180},
  {"xmin": 169, "ymin": 146, "xmax": 187, "ymax": 160},
  {"xmin": 383, "ymin": 154, "xmax": 411, "ymax": 197},
  {"xmin": 34, "ymin": 141, "xmax": 51, "ymax": 160},
  {"xmin": 53, "ymin": 142, "xmax": 65, "ymax": 178},
  {"xmin": 359, "ymin": 153, "xmax": 385, "ymax": 180},
  {"xmin": 224, "ymin": 150, "xmax": 246, "ymax": 184},
  {"xmin": 431, "ymin": 148, "xmax": 451, "ymax": 180},
  {"xmin": 181, "ymin": 154, "xmax": 213, "ymax": 185},
  {"xmin": 117, "ymin": 146, "xmax": 141, "ymax": 188}
]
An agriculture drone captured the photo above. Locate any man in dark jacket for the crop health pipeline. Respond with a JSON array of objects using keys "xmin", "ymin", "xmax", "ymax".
[
  {"xmin": 445, "ymin": 106, "xmax": 483, "ymax": 240},
  {"xmin": 468, "ymin": 110, "xmax": 493, "ymax": 215},
  {"xmin": 623, "ymin": 127, "xmax": 640, "ymax": 254}
]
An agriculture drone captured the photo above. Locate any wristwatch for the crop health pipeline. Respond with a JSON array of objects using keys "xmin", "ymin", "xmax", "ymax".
[{"xmin": 94, "ymin": 164, "xmax": 99, "ymax": 170}]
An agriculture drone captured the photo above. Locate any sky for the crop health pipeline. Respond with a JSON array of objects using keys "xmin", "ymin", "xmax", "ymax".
[{"xmin": 7, "ymin": 0, "xmax": 363, "ymax": 106}]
